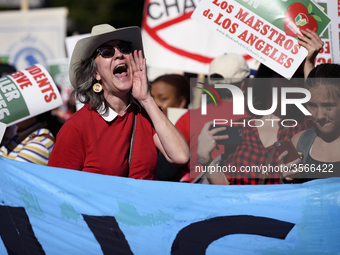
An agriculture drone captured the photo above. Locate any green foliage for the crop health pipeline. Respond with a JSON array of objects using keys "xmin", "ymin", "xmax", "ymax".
[{"xmin": 47, "ymin": 0, "xmax": 145, "ymax": 34}]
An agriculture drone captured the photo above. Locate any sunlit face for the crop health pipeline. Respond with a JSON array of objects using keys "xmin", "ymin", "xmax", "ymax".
[
  {"xmin": 151, "ymin": 81, "xmax": 183, "ymax": 116},
  {"xmin": 306, "ymin": 85, "xmax": 340, "ymax": 135},
  {"xmin": 94, "ymin": 40, "xmax": 133, "ymax": 97}
]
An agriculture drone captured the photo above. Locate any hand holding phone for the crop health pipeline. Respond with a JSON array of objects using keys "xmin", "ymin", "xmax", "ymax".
[
  {"xmin": 274, "ymin": 139, "xmax": 301, "ymax": 164},
  {"xmin": 209, "ymin": 125, "xmax": 243, "ymax": 145}
]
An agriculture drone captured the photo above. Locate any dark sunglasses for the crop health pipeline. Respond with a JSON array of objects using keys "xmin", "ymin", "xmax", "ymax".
[{"xmin": 96, "ymin": 41, "xmax": 132, "ymax": 58}]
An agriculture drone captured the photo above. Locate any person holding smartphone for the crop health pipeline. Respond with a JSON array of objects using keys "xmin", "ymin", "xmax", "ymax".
[
  {"xmin": 197, "ymin": 79, "xmax": 315, "ymax": 185},
  {"xmin": 198, "ymin": 29, "xmax": 323, "ymax": 185},
  {"xmin": 279, "ymin": 63, "xmax": 340, "ymax": 183}
]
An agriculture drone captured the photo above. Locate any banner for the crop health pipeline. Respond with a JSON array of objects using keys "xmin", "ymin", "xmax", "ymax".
[
  {"xmin": 0, "ymin": 8, "xmax": 67, "ymax": 71},
  {"xmin": 191, "ymin": 0, "xmax": 331, "ymax": 79},
  {"xmin": 141, "ymin": 0, "xmax": 258, "ymax": 75},
  {"xmin": 0, "ymin": 157, "xmax": 339, "ymax": 254},
  {"xmin": 0, "ymin": 64, "xmax": 62, "ymax": 126}
]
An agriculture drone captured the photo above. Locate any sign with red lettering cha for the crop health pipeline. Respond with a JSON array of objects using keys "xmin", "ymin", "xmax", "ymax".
[
  {"xmin": 191, "ymin": 0, "xmax": 331, "ymax": 79},
  {"xmin": 0, "ymin": 64, "xmax": 62, "ymax": 126},
  {"xmin": 141, "ymin": 0, "xmax": 258, "ymax": 75}
]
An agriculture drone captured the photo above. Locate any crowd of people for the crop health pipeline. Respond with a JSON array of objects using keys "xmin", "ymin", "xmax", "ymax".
[{"xmin": 0, "ymin": 23, "xmax": 339, "ymax": 186}]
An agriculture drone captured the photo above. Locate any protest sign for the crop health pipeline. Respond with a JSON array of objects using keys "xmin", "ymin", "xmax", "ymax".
[
  {"xmin": 142, "ymin": 0, "xmax": 258, "ymax": 75},
  {"xmin": 0, "ymin": 55, "xmax": 9, "ymax": 64},
  {"xmin": 311, "ymin": 0, "xmax": 336, "ymax": 65},
  {"xmin": 0, "ymin": 8, "xmax": 67, "ymax": 71},
  {"xmin": 65, "ymin": 33, "xmax": 90, "ymax": 58},
  {"xmin": 48, "ymin": 58, "xmax": 71, "ymax": 91},
  {"xmin": 191, "ymin": 0, "xmax": 331, "ymax": 79},
  {"xmin": 0, "ymin": 64, "xmax": 62, "ymax": 126},
  {"xmin": 0, "ymin": 122, "xmax": 5, "ymax": 142},
  {"xmin": 48, "ymin": 58, "xmax": 72, "ymax": 110},
  {"xmin": 316, "ymin": 0, "xmax": 340, "ymax": 64},
  {"xmin": 0, "ymin": 157, "xmax": 339, "ymax": 254}
]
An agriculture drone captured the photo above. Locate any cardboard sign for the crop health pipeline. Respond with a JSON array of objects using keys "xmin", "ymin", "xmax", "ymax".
[
  {"xmin": 312, "ymin": 0, "xmax": 334, "ymax": 65},
  {"xmin": 0, "ymin": 8, "xmax": 67, "ymax": 71},
  {"xmin": 65, "ymin": 33, "xmax": 90, "ymax": 58},
  {"xmin": 142, "ymin": 0, "xmax": 258, "ymax": 74},
  {"xmin": 0, "ymin": 122, "xmax": 6, "ymax": 142},
  {"xmin": 191, "ymin": 0, "xmax": 331, "ymax": 79},
  {"xmin": 317, "ymin": 0, "xmax": 340, "ymax": 64},
  {"xmin": 0, "ymin": 64, "xmax": 62, "ymax": 126}
]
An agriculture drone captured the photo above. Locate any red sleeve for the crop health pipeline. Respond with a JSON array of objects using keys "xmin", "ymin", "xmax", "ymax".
[
  {"xmin": 175, "ymin": 111, "xmax": 190, "ymax": 146},
  {"xmin": 47, "ymin": 119, "xmax": 85, "ymax": 170}
]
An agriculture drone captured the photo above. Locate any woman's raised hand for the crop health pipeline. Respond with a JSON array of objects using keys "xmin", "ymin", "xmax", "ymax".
[
  {"xmin": 129, "ymin": 50, "xmax": 150, "ymax": 102},
  {"xmin": 298, "ymin": 28, "xmax": 324, "ymax": 78},
  {"xmin": 298, "ymin": 28, "xmax": 324, "ymax": 63}
]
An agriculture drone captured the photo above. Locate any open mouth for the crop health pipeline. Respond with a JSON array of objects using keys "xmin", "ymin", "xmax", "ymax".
[{"xmin": 114, "ymin": 64, "xmax": 128, "ymax": 78}]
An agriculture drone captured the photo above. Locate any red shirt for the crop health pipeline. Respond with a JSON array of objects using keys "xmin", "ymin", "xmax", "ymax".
[
  {"xmin": 224, "ymin": 116, "xmax": 314, "ymax": 185},
  {"xmin": 175, "ymin": 102, "xmax": 250, "ymax": 182},
  {"xmin": 48, "ymin": 102, "xmax": 157, "ymax": 180}
]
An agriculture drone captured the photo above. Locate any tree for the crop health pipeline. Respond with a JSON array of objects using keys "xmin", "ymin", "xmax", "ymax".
[{"xmin": 46, "ymin": 0, "xmax": 145, "ymax": 35}]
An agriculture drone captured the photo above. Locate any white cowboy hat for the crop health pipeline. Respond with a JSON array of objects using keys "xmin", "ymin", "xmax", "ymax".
[{"xmin": 69, "ymin": 24, "xmax": 144, "ymax": 88}]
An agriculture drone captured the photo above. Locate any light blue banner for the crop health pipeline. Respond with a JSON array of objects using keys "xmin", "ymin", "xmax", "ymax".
[{"xmin": 0, "ymin": 157, "xmax": 339, "ymax": 254}]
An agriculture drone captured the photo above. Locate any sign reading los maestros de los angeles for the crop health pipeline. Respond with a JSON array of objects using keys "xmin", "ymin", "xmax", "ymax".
[{"xmin": 192, "ymin": 0, "xmax": 331, "ymax": 79}]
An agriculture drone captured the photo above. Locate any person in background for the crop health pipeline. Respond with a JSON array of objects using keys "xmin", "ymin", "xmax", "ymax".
[
  {"xmin": 279, "ymin": 63, "xmax": 340, "ymax": 183},
  {"xmin": 151, "ymin": 74, "xmax": 190, "ymax": 116},
  {"xmin": 0, "ymin": 112, "xmax": 62, "ymax": 165},
  {"xmin": 0, "ymin": 63, "xmax": 16, "ymax": 77},
  {"xmin": 0, "ymin": 64, "xmax": 62, "ymax": 165},
  {"xmin": 52, "ymin": 87, "xmax": 77, "ymax": 122},
  {"xmin": 47, "ymin": 24, "xmax": 189, "ymax": 179},
  {"xmin": 199, "ymin": 29, "xmax": 324, "ymax": 185},
  {"xmin": 150, "ymin": 74, "xmax": 191, "ymax": 181},
  {"xmin": 157, "ymin": 53, "xmax": 251, "ymax": 182}
]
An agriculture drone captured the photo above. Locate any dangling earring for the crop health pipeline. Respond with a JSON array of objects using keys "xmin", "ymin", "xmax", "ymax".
[{"xmin": 93, "ymin": 83, "xmax": 102, "ymax": 93}]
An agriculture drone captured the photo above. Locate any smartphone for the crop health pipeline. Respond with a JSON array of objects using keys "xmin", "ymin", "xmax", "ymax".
[
  {"xmin": 209, "ymin": 125, "xmax": 243, "ymax": 145},
  {"xmin": 274, "ymin": 139, "xmax": 301, "ymax": 163}
]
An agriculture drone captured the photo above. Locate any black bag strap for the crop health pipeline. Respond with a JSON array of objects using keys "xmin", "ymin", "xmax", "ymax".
[
  {"xmin": 125, "ymin": 107, "xmax": 137, "ymax": 177},
  {"xmin": 296, "ymin": 127, "xmax": 317, "ymax": 163}
]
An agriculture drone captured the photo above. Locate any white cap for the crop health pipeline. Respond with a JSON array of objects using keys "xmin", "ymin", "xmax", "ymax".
[{"xmin": 208, "ymin": 53, "xmax": 250, "ymax": 84}]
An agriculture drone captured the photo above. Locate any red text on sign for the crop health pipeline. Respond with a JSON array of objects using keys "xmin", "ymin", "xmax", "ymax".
[
  {"xmin": 212, "ymin": 0, "xmax": 234, "ymax": 13},
  {"xmin": 25, "ymin": 65, "xmax": 57, "ymax": 103},
  {"xmin": 235, "ymin": 8, "xmax": 300, "ymax": 54},
  {"xmin": 10, "ymin": 71, "xmax": 33, "ymax": 90},
  {"xmin": 238, "ymin": 30, "xmax": 295, "ymax": 68}
]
